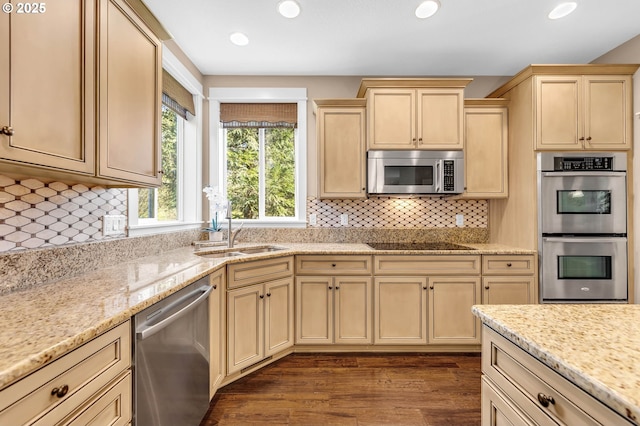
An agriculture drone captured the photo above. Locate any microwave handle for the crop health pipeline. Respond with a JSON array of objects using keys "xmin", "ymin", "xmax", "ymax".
[
  {"xmin": 435, "ymin": 160, "xmax": 442, "ymax": 193},
  {"xmin": 542, "ymin": 236, "xmax": 627, "ymax": 244}
]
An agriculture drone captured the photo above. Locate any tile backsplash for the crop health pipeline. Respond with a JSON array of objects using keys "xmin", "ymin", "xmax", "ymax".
[
  {"xmin": 307, "ymin": 198, "xmax": 487, "ymax": 228},
  {"xmin": 0, "ymin": 175, "xmax": 127, "ymax": 252}
]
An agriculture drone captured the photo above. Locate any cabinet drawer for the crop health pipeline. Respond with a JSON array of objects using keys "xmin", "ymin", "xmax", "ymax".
[
  {"xmin": 374, "ymin": 255, "xmax": 481, "ymax": 276},
  {"xmin": 0, "ymin": 321, "xmax": 131, "ymax": 426},
  {"xmin": 482, "ymin": 255, "xmax": 536, "ymax": 275},
  {"xmin": 227, "ymin": 256, "xmax": 294, "ymax": 289},
  {"xmin": 482, "ymin": 326, "xmax": 629, "ymax": 425},
  {"xmin": 60, "ymin": 372, "xmax": 131, "ymax": 426},
  {"xmin": 295, "ymin": 255, "xmax": 372, "ymax": 275}
]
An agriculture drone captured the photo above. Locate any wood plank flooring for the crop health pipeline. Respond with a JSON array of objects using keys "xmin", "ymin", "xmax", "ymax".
[{"xmin": 200, "ymin": 353, "xmax": 481, "ymax": 425}]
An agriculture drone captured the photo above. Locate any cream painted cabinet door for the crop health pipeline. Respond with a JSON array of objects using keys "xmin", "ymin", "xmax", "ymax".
[
  {"xmin": 316, "ymin": 102, "xmax": 367, "ymax": 198},
  {"xmin": 0, "ymin": 0, "xmax": 96, "ymax": 174},
  {"xmin": 209, "ymin": 270, "xmax": 225, "ymax": 397},
  {"xmin": 463, "ymin": 106, "xmax": 508, "ymax": 199},
  {"xmin": 535, "ymin": 76, "xmax": 582, "ymax": 150},
  {"xmin": 583, "ymin": 75, "xmax": 632, "ymax": 150},
  {"xmin": 366, "ymin": 89, "xmax": 416, "ymax": 149},
  {"xmin": 295, "ymin": 276, "xmax": 333, "ymax": 344},
  {"xmin": 416, "ymin": 89, "xmax": 464, "ymax": 149},
  {"xmin": 428, "ymin": 277, "xmax": 481, "ymax": 345},
  {"xmin": 535, "ymin": 75, "xmax": 632, "ymax": 151},
  {"xmin": 334, "ymin": 277, "xmax": 372, "ymax": 344},
  {"xmin": 482, "ymin": 277, "xmax": 536, "ymax": 305},
  {"xmin": 374, "ymin": 277, "xmax": 428, "ymax": 345},
  {"xmin": 97, "ymin": 0, "xmax": 162, "ymax": 186},
  {"xmin": 264, "ymin": 277, "xmax": 294, "ymax": 356},
  {"xmin": 227, "ymin": 284, "xmax": 264, "ymax": 374}
]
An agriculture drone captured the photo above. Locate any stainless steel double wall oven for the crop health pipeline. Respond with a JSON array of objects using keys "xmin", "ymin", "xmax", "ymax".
[{"xmin": 538, "ymin": 152, "xmax": 628, "ymax": 302}]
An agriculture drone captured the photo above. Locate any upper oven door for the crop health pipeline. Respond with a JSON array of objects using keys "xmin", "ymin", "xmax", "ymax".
[
  {"xmin": 368, "ymin": 157, "xmax": 438, "ymax": 195},
  {"xmin": 540, "ymin": 171, "xmax": 626, "ymax": 234}
]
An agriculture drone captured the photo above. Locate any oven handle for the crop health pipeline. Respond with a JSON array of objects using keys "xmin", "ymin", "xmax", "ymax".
[
  {"xmin": 542, "ymin": 236, "xmax": 627, "ymax": 243},
  {"xmin": 541, "ymin": 171, "xmax": 626, "ymax": 177},
  {"xmin": 136, "ymin": 285, "xmax": 213, "ymax": 340}
]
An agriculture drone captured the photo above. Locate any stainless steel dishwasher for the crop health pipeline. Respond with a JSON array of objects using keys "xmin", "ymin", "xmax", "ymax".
[{"xmin": 133, "ymin": 276, "xmax": 212, "ymax": 426}]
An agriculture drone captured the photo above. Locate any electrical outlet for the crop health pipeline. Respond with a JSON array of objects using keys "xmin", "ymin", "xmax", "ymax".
[
  {"xmin": 340, "ymin": 214, "xmax": 348, "ymax": 226},
  {"xmin": 103, "ymin": 214, "xmax": 127, "ymax": 236},
  {"xmin": 309, "ymin": 213, "xmax": 317, "ymax": 226},
  {"xmin": 455, "ymin": 214, "xmax": 464, "ymax": 227}
]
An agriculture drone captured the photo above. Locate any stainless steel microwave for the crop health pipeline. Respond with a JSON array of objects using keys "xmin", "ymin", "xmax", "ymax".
[{"xmin": 367, "ymin": 150, "xmax": 464, "ymax": 196}]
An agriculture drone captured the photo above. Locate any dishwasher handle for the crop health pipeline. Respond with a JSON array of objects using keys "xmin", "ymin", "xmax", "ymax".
[{"xmin": 136, "ymin": 285, "xmax": 213, "ymax": 340}]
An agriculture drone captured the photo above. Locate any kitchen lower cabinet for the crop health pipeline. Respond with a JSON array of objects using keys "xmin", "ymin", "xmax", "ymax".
[
  {"xmin": 428, "ymin": 276, "xmax": 481, "ymax": 345},
  {"xmin": 227, "ymin": 276, "xmax": 294, "ymax": 375},
  {"xmin": 295, "ymin": 276, "xmax": 372, "ymax": 345},
  {"xmin": 482, "ymin": 255, "xmax": 537, "ymax": 305},
  {"xmin": 481, "ymin": 325, "xmax": 629, "ymax": 425},
  {"xmin": 374, "ymin": 277, "xmax": 428, "ymax": 345},
  {"xmin": 209, "ymin": 268, "xmax": 226, "ymax": 398},
  {"xmin": 0, "ymin": 321, "xmax": 131, "ymax": 425}
]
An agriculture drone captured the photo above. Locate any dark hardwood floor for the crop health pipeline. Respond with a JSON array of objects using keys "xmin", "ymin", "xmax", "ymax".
[{"xmin": 201, "ymin": 353, "xmax": 481, "ymax": 425}]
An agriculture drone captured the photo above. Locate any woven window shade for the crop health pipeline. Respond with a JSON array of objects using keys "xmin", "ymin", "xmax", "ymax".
[
  {"xmin": 162, "ymin": 70, "xmax": 195, "ymax": 118},
  {"xmin": 220, "ymin": 103, "xmax": 297, "ymax": 128}
]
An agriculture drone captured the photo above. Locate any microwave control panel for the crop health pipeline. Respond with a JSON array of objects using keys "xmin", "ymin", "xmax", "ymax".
[
  {"xmin": 443, "ymin": 160, "xmax": 455, "ymax": 191},
  {"xmin": 553, "ymin": 156, "xmax": 613, "ymax": 171}
]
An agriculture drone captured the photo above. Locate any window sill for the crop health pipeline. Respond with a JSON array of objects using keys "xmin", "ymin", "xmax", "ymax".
[
  {"xmin": 128, "ymin": 221, "xmax": 204, "ymax": 237},
  {"xmin": 220, "ymin": 220, "xmax": 307, "ymax": 229}
]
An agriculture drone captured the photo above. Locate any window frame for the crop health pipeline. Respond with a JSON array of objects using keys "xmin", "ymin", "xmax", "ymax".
[
  {"xmin": 127, "ymin": 48, "xmax": 204, "ymax": 236},
  {"xmin": 209, "ymin": 88, "xmax": 308, "ymax": 228}
]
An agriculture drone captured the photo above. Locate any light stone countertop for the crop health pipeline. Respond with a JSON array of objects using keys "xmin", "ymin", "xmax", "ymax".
[
  {"xmin": 472, "ymin": 304, "xmax": 640, "ymax": 424},
  {"xmin": 0, "ymin": 242, "xmax": 533, "ymax": 390}
]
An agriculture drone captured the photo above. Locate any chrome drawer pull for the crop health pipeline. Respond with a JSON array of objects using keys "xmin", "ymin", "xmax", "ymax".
[
  {"xmin": 51, "ymin": 385, "xmax": 69, "ymax": 398},
  {"xmin": 537, "ymin": 392, "xmax": 555, "ymax": 407}
]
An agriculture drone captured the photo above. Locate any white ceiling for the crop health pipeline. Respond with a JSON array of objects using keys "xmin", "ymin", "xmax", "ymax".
[{"xmin": 142, "ymin": 0, "xmax": 640, "ymax": 76}]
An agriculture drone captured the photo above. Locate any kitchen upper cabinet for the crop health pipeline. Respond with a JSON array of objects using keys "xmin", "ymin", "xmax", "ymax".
[
  {"xmin": 0, "ymin": 0, "xmax": 163, "ymax": 187},
  {"xmin": 97, "ymin": 0, "xmax": 162, "ymax": 186},
  {"xmin": 0, "ymin": 0, "xmax": 96, "ymax": 176},
  {"xmin": 315, "ymin": 99, "xmax": 367, "ymax": 199},
  {"xmin": 461, "ymin": 100, "xmax": 508, "ymax": 199},
  {"xmin": 534, "ymin": 73, "xmax": 633, "ymax": 151},
  {"xmin": 357, "ymin": 79, "xmax": 471, "ymax": 150}
]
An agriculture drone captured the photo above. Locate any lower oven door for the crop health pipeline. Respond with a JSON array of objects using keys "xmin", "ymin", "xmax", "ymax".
[{"xmin": 541, "ymin": 236, "xmax": 627, "ymax": 302}]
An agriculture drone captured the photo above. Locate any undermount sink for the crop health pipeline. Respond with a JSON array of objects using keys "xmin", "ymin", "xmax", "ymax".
[{"xmin": 196, "ymin": 245, "xmax": 287, "ymax": 258}]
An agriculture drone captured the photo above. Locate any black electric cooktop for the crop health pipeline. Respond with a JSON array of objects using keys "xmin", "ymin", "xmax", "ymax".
[{"xmin": 365, "ymin": 242, "xmax": 475, "ymax": 251}]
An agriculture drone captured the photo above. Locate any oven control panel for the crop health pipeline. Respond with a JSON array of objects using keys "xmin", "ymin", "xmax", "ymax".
[{"xmin": 553, "ymin": 156, "xmax": 614, "ymax": 171}]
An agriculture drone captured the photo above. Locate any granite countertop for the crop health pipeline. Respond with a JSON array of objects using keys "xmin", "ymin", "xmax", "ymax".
[
  {"xmin": 472, "ymin": 304, "xmax": 640, "ymax": 424},
  {"xmin": 0, "ymin": 242, "xmax": 533, "ymax": 390}
]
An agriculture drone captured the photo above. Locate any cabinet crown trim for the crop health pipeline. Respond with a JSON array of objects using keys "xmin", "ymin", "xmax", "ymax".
[
  {"xmin": 356, "ymin": 78, "xmax": 473, "ymax": 97},
  {"xmin": 488, "ymin": 63, "xmax": 640, "ymax": 98}
]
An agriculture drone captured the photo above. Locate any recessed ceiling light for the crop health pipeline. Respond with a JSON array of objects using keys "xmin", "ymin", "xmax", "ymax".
[
  {"xmin": 278, "ymin": 0, "xmax": 301, "ymax": 18},
  {"xmin": 230, "ymin": 32, "xmax": 249, "ymax": 46},
  {"xmin": 415, "ymin": 0, "xmax": 440, "ymax": 19},
  {"xmin": 548, "ymin": 2, "xmax": 577, "ymax": 20}
]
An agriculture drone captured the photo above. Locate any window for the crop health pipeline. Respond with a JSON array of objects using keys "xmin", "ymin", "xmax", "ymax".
[
  {"xmin": 209, "ymin": 88, "xmax": 307, "ymax": 227},
  {"xmin": 223, "ymin": 107, "xmax": 296, "ymax": 219},
  {"xmin": 128, "ymin": 49, "xmax": 204, "ymax": 236},
  {"xmin": 138, "ymin": 104, "xmax": 181, "ymax": 221}
]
